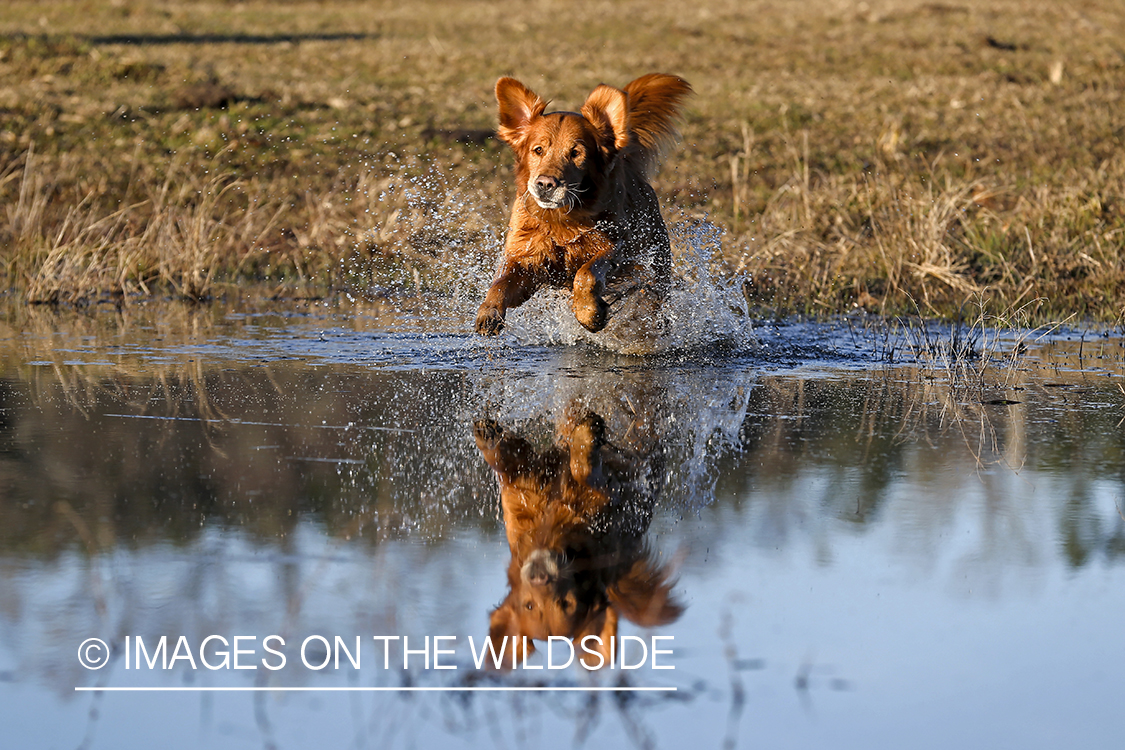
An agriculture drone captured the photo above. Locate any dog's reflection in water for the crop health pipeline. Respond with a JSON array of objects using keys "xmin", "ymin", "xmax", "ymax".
[{"xmin": 474, "ymin": 412, "xmax": 682, "ymax": 668}]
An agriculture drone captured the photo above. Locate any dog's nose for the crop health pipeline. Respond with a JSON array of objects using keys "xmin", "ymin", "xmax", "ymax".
[
  {"xmin": 526, "ymin": 558, "xmax": 550, "ymax": 586},
  {"xmin": 525, "ymin": 549, "xmax": 558, "ymax": 586},
  {"xmin": 534, "ymin": 175, "xmax": 561, "ymax": 193},
  {"xmin": 523, "ymin": 549, "xmax": 559, "ymax": 586}
]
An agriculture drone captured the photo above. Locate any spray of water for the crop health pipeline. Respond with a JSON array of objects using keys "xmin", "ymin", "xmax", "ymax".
[
  {"xmin": 345, "ymin": 166, "xmax": 759, "ymax": 506},
  {"xmin": 501, "ymin": 217, "xmax": 755, "ymax": 355},
  {"xmin": 470, "ymin": 351, "xmax": 754, "ymax": 510},
  {"xmin": 359, "ymin": 165, "xmax": 756, "ymax": 355}
]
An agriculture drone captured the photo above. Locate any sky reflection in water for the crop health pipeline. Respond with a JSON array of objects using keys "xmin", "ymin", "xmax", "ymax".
[{"xmin": 1, "ymin": 305, "xmax": 1123, "ymax": 749}]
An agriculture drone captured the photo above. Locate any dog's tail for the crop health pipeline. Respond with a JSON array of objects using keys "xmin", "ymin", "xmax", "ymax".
[{"xmin": 622, "ymin": 73, "xmax": 692, "ymax": 179}]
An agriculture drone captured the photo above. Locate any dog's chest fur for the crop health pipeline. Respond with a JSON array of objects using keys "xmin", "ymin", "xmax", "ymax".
[{"xmin": 508, "ymin": 209, "xmax": 619, "ymax": 285}]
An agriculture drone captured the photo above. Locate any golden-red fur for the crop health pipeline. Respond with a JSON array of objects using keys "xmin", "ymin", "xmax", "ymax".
[
  {"xmin": 474, "ymin": 413, "xmax": 682, "ymax": 668},
  {"xmin": 475, "ymin": 73, "xmax": 692, "ymax": 335}
]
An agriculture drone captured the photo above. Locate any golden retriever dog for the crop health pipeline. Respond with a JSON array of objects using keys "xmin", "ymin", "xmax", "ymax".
[
  {"xmin": 474, "ymin": 412, "xmax": 682, "ymax": 668},
  {"xmin": 474, "ymin": 73, "xmax": 692, "ymax": 335}
]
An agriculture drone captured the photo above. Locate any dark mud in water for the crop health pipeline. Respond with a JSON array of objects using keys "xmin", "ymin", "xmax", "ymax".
[{"xmin": 1, "ymin": 301, "xmax": 1124, "ymax": 749}]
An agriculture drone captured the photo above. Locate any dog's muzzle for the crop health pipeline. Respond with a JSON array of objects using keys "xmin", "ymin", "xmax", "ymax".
[
  {"xmin": 522, "ymin": 549, "xmax": 560, "ymax": 586},
  {"xmin": 529, "ymin": 175, "xmax": 568, "ymax": 209}
]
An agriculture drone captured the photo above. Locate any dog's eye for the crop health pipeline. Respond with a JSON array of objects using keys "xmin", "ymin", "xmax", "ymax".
[
  {"xmin": 570, "ymin": 147, "xmax": 580, "ymax": 159},
  {"xmin": 532, "ymin": 146, "xmax": 544, "ymax": 155},
  {"xmin": 525, "ymin": 602, "xmax": 534, "ymax": 611}
]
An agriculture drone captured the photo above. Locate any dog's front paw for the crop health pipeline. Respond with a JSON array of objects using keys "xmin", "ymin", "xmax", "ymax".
[
  {"xmin": 572, "ymin": 412, "xmax": 607, "ymax": 446},
  {"xmin": 475, "ymin": 304, "xmax": 505, "ymax": 335},
  {"xmin": 573, "ymin": 295, "xmax": 609, "ymax": 333}
]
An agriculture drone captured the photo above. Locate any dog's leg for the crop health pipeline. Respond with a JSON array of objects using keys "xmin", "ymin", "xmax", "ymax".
[
  {"xmin": 567, "ymin": 413, "xmax": 607, "ymax": 488},
  {"xmin": 474, "ymin": 419, "xmax": 544, "ymax": 480},
  {"xmin": 475, "ymin": 261, "xmax": 541, "ymax": 335},
  {"xmin": 572, "ymin": 253, "xmax": 614, "ymax": 333}
]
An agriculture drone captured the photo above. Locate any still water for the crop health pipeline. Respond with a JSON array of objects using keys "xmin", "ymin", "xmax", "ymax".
[{"xmin": 1, "ymin": 301, "xmax": 1123, "ymax": 749}]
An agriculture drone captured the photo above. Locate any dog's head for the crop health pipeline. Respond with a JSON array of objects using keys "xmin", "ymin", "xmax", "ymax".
[
  {"xmin": 494, "ymin": 77, "xmax": 631, "ymax": 211},
  {"xmin": 488, "ymin": 543, "xmax": 682, "ymax": 669},
  {"xmin": 489, "ymin": 545, "xmax": 613, "ymax": 662}
]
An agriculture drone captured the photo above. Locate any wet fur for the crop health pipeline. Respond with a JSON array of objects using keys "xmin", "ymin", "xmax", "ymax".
[
  {"xmin": 475, "ymin": 73, "xmax": 692, "ymax": 335},
  {"xmin": 474, "ymin": 413, "xmax": 682, "ymax": 668}
]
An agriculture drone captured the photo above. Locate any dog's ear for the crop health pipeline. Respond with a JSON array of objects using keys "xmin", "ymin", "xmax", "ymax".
[
  {"xmin": 576, "ymin": 606, "xmax": 618, "ymax": 670},
  {"xmin": 495, "ymin": 77, "xmax": 547, "ymax": 149},
  {"xmin": 609, "ymin": 555, "xmax": 683, "ymax": 628},
  {"xmin": 581, "ymin": 84, "xmax": 630, "ymax": 154},
  {"xmin": 488, "ymin": 601, "xmax": 534, "ymax": 667}
]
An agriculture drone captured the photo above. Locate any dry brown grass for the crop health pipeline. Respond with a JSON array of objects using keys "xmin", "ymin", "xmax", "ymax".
[
  {"xmin": 1, "ymin": 0, "xmax": 1123, "ymax": 320},
  {"xmin": 8, "ymin": 146, "xmax": 278, "ymax": 301}
]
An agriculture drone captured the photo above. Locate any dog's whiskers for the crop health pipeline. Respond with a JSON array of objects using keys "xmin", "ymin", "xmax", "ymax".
[
  {"xmin": 566, "ymin": 182, "xmax": 586, "ymax": 209},
  {"xmin": 553, "ymin": 181, "xmax": 585, "ymax": 213},
  {"xmin": 520, "ymin": 190, "xmax": 537, "ymax": 212}
]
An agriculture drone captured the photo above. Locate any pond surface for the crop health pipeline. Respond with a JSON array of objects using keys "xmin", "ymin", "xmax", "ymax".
[{"xmin": 1, "ymin": 300, "xmax": 1123, "ymax": 750}]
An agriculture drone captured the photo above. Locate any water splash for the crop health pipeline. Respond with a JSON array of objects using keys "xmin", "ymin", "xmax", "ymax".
[
  {"xmin": 346, "ymin": 163, "xmax": 503, "ymax": 309},
  {"xmin": 503, "ymin": 217, "xmax": 756, "ymax": 355},
  {"xmin": 361, "ymin": 166, "xmax": 756, "ymax": 354},
  {"xmin": 471, "ymin": 350, "xmax": 754, "ymax": 510}
]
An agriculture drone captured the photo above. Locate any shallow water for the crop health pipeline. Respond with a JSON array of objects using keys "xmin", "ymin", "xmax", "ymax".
[{"xmin": 1, "ymin": 300, "xmax": 1124, "ymax": 750}]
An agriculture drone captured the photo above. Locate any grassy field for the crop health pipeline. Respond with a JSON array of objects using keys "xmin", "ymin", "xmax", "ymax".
[{"xmin": 2, "ymin": 0, "xmax": 1123, "ymax": 321}]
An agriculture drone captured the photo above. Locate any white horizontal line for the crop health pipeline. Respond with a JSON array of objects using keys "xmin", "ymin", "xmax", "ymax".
[
  {"xmin": 75, "ymin": 686, "xmax": 676, "ymax": 693},
  {"xmin": 104, "ymin": 414, "xmax": 414, "ymax": 432}
]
